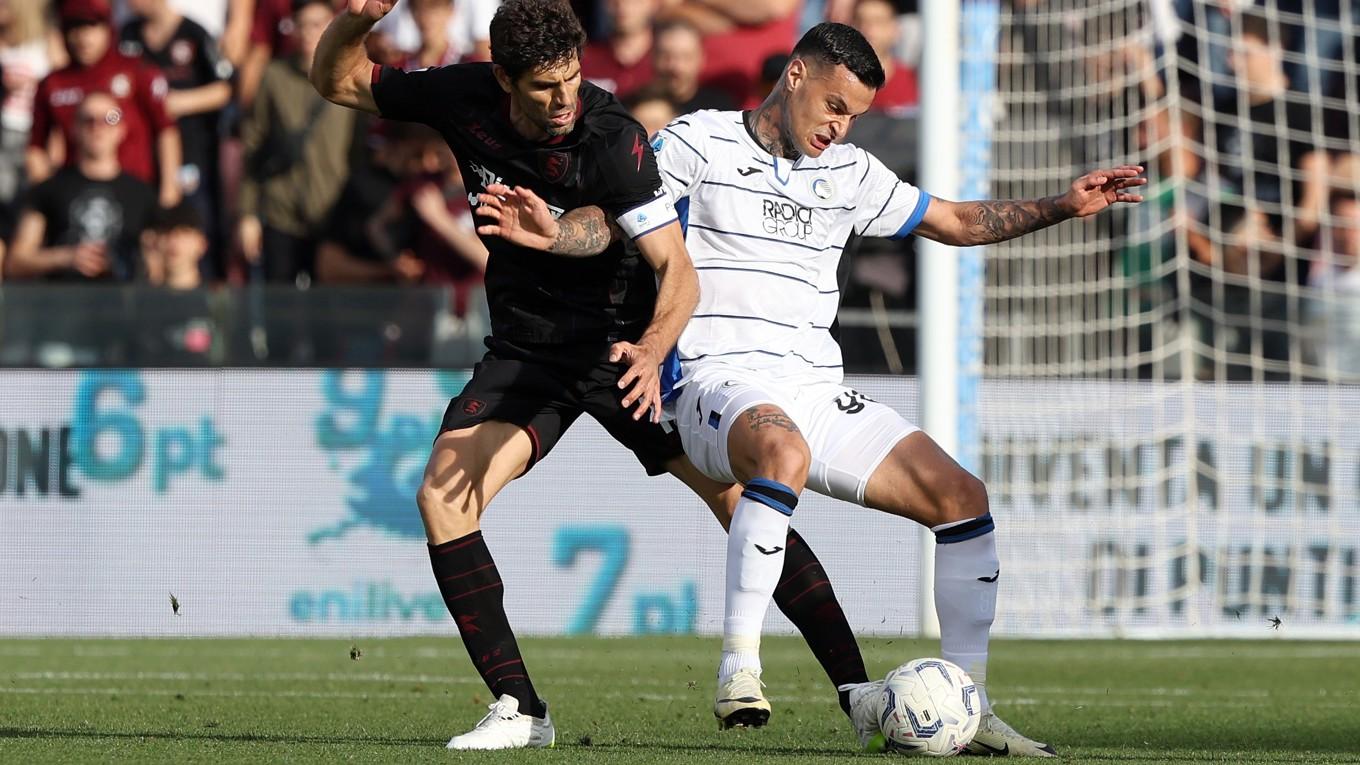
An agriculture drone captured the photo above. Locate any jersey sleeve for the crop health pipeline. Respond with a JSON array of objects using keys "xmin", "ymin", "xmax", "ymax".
[
  {"xmin": 137, "ymin": 62, "xmax": 175, "ymax": 132},
  {"xmin": 650, "ymin": 116, "xmax": 709, "ymax": 203},
  {"xmin": 853, "ymin": 149, "xmax": 932, "ymax": 239},
  {"xmin": 592, "ymin": 120, "xmax": 677, "ymax": 241},
  {"xmin": 28, "ymin": 75, "xmax": 52, "ymax": 151},
  {"xmin": 371, "ymin": 64, "xmax": 461, "ymax": 125},
  {"xmin": 198, "ymin": 26, "xmax": 235, "ymax": 84}
]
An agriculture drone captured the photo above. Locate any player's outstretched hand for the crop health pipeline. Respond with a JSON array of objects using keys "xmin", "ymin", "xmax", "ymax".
[
  {"xmin": 475, "ymin": 183, "xmax": 559, "ymax": 251},
  {"xmin": 348, "ymin": 0, "xmax": 396, "ymax": 21},
  {"xmin": 1062, "ymin": 165, "xmax": 1147, "ymax": 217},
  {"xmin": 610, "ymin": 341, "xmax": 663, "ymax": 423}
]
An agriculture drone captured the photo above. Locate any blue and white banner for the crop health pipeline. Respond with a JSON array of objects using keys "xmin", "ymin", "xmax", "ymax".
[{"xmin": 2, "ymin": 371, "xmax": 1357, "ymax": 638}]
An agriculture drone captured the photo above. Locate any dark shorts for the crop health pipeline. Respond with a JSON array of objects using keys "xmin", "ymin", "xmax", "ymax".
[{"xmin": 440, "ymin": 351, "xmax": 683, "ymax": 476}]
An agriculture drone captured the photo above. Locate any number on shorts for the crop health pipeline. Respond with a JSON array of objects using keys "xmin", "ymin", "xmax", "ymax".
[{"xmin": 835, "ymin": 390, "xmax": 872, "ymax": 415}]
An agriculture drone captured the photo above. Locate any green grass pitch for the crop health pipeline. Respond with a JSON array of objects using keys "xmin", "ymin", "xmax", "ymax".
[{"xmin": 2, "ymin": 637, "xmax": 1358, "ymax": 763}]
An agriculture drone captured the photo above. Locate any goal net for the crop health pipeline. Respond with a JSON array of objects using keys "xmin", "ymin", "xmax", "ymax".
[{"xmin": 973, "ymin": 0, "xmax": 1360, "ymax": 637}]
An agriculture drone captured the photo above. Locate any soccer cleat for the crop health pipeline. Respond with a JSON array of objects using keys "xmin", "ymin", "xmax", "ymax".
[
  {"xmin": 843, "ymin": 680, "xmax": 887, "ymax": 752},
  {"xmin": 714, "ymin": 668, "xmax": 771, "ymax": 729},
  {"xmin": 964, "ymin": 710, "xmax": 1057, "ymax": 757},
  {"xmin": 445, "ymin": 694, "xmax": 555, "ymax": 750}
]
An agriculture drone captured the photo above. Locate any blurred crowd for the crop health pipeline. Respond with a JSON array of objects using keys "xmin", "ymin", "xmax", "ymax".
[
  {"xmin": 0, "ymin": 0, "xmax": 918, "ymax": 295},
  {"xmin": 1108, "ymin": 1, "xmax": 1360, "ymax": 378},
  {"xmin": 0, "ymin": 0, "xmax": 1353, "ymax": 376}
]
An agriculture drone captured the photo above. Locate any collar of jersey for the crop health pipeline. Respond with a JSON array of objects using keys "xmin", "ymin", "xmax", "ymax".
[{"xmin": 738, "ymin": 110, "xmax": 808, "ymax": 187}]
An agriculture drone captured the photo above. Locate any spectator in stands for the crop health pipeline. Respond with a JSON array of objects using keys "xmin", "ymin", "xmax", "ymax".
[
  {"xmin": 4, "ymin": 91, "xmax": 156, "ymax": 281},
  {"xmin": 658, "ymin": 0, "xmax": 799, "ymax": 107},
  {"xmin": 851, "ymin": 0, "xmax": 915, "ymax": 115},
  {"xmin": 238, "ymin": 0, "xmax": 293, "ymax": 106},
  {"xmin": 315, "ymin": 121, "xmax": 440, "ymax": 284},
  {"xmin": 393, "ymin": 0, "xmax": 460, "ymax": 69},
  {"xmin": 140, "ymin": 198, "xmax": 206, "ymax": 288},
  {"xmin": 364, "ymin": 140, "xmax": 488, "ymax": 304},
  {"xmin": 372, "ymin": 0, "xmax": 496, "ymax": 66},
  {"xmin": 581, "ymin": 0, "xmax": 656, "ymax": 98},
  {"xmin": 0, "ymin": 0, "xmax": 67, "ymax": 236},
  {"xmin": 622, "ymin": 84, "xmax": 676, "ymax": 139},
  {"xmin": 1188, "ymin": 198, "xmax": 1294, "ymax": 380},
  {"xmin": 652, "ymin": 19, "xmax": 734, "ymax": 114},
  {"xmin": 1309, "ymin": 190, "xmax": 1360, "ymax": 377},
  {"xmin": 119, "ymin": 0, "xmax": 233, "ymax": 277},
  {"xmin": 133, "ymin": 198, "xmax": 217, "ymax": 362},
  {"xmin": 238, "ymin": 0, "xmax": 355, "ymax": 285},
  {"xmin": 28, "ymin": 0, "xmax": 181, "ymax": 208},
  {"xmin": 1217, "ymin": 11, "xmax": 1328, "ymax": 242}
]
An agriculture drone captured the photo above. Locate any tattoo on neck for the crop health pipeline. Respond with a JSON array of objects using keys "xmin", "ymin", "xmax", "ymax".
[
  {"xmin": 957, "ymin": 195, "xmax": 1070, "ymax": 245},
  {"xmin": 747, "ymin": 103, "xmax": 799, "ymax": 160}
]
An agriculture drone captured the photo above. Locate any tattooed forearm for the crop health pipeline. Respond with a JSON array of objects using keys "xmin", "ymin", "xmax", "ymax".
[
  {"xmin": 745, "ymin": 408, "xmax": 800, "ymax": 434},
  {"xmin": 549, "ymin": 206, "xmax": 612, "ymax": 256},
  {"xmin": 955, "ymin": 195, "xmax": 1070, "ymax": 246}
]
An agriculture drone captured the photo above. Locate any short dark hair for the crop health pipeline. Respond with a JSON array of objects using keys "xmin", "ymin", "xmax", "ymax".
[
  {"xmin": 791, "ymin": 22, "xmax": 885, "ymax": 90},
  {"xmin": 291, "ymin": 0, "xmax": 330, "ymax": 16},
  {"xmin": 489, "ymin": 0, "xmax": 586, "ymax": 80},
  {"xmin": 151, "ymin": 201, "xmax": 204, "ymax": 233}
]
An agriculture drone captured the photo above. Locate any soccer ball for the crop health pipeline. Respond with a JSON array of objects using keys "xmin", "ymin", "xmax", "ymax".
[{"xmin": 878, "ymin": 658, "xmax": 981, "ymax": 756}]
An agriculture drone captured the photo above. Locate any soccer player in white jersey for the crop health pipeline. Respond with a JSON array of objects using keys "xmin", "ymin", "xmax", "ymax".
[{"xmin": 475, "ymin": 22, "xmax": 1145, "ymax": 757}]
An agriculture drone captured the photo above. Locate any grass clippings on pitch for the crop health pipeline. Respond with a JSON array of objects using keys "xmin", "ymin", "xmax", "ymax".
[{"xmin": 1, "ymin": 636, "xmax": 1358, "ymax": 763}]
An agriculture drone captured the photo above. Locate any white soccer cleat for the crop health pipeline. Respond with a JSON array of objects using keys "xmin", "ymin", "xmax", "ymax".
[
  {"xmin": 714, "ymin": 668, "xmax": 771, "ymax": 729},
  {"xmin": 843, "ymin": 680, "xmax": 887, "ymax": 752},
  {"xmin": 445, "ymin": 694, "xmax": 555, "ymax": 750},
  {"xmin": 964, "ymin": 710, "xmax": 1056, "ymax": 757}
]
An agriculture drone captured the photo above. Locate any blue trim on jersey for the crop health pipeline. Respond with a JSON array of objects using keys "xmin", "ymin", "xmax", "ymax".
[
  {"xmin": 659, "ymin": 347, "xmax": 683, "ymax": 404},
  {"xmin": 773, "ymin": 157, "xmax": 791, "ymax": 186},
  {"xmin": 691, "ymin": 313, "xmax": 802, "ymax": 329},
  {"xmin": 711, "ymin": 135, "xmax": 741, "ymax": 144},
  {"xmin": 693, "ymin": 264, "xmax": 818, "ymax": 287},
  {"xmin": 699, "ymin": 179, "xmax": 856, "ymax": 211},
  {"xmin": 660, "ymin": 127, "xmax": 708, "ymax": 163},
  {"xmin": 891, "ymin": 193, "xmax": 934, "ymax": 239},
  {"xmin": 675, "ymin": 197, "xmax": 690, "ymax": 233},
  {"xmin": 686, "ymin": 224, "xmax": 844, "ymax": 254}
]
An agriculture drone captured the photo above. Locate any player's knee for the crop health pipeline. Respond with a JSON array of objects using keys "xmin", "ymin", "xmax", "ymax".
[
  {"xmin": 937, "ymin": 471, "xmax": 989, "ymax": 525},
  {"xmin": 751, "ymin": 432, "xmax": 811, "ymax": 488},
  {"xmin": 416, "ymin": 479, "xmax": 481, "ymax": 539}
]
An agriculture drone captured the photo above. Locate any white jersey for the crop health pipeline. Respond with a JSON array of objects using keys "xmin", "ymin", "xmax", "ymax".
[{"xmin": 652, "ymin": 110, "xmax": 931, "ymax": 386}]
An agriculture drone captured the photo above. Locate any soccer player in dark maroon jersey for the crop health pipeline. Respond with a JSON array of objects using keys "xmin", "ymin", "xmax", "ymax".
[
  {"xmin": 27, "ymin": 0, "xmax": 182, "ymax": 208},
  {"xmin": 312, "ymin": 0, "xmax": 874, "ymax": 751}
]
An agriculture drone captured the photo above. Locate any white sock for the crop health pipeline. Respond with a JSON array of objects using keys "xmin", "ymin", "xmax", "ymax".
[
  {"xmin": 720, "ymin": 479, "xmax": 797, "ymax": 683},
  {"xmin": 933, "ymin": 513, "xmax": 998, "ymax": 711}
]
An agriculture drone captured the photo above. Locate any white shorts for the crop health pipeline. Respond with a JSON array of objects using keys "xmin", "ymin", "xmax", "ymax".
[{"xmin": 673, "ymin": 365, "xmax": 920, "ymax": 505}]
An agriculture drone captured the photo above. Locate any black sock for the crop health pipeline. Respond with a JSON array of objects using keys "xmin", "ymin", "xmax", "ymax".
[
  {"xmin": 429, "ymin": 531, "xmax": 546, "ymax": 718},
  {"xmin": 773, "ymin": 528, "xmax": 870, "ymax": 715}
]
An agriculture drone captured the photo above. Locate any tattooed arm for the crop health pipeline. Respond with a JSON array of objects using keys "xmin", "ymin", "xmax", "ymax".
[
  {"xmin": 914, "ymin": 165, "xmax": 1147, "ymax": 247},
  {"xmin": 473, "ymin": 183, "xmax": 617, "ymax": 257}
]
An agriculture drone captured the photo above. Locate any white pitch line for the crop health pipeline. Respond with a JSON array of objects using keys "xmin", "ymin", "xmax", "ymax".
[
  {"xmin": 7, "ymin": 673, "xmax": 1352, "ymax": 703},
  {"xmin": 3, "ymin": 686, "xmax": 1359, "ymax": 711}
]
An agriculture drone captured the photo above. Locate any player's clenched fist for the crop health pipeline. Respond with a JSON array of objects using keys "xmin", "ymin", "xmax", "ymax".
[{"xmin": 347, "ymin": 0, "xmax": 396, "ymax": 21}]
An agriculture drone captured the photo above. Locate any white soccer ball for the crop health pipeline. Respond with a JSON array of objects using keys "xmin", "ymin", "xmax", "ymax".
[{"xmin": 878, "ymin": 658, "xmax": 981, "ymax": 756}]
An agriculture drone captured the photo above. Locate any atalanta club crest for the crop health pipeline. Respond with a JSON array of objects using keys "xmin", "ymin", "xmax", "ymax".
[{"xmin": 542, "ymin": 152, "xmax": 570, "ymax": 183}]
